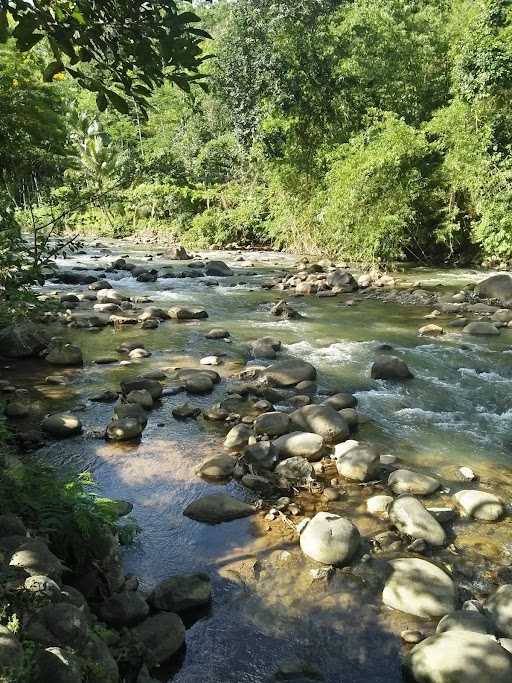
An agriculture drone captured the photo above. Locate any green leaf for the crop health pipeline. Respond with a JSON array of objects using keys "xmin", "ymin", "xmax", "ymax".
[
  {"xmin": 0, "ymin": 10, "xmax": 9, "ymax": 43},
  {"xmin": 17, "ymin": 32, "xmax": 44, "ymax": 52},
  {"xmin": 177, "ymin": 11, "xmax": 202, "ymax": 24},
  {"xmin": 106, "ymin": 89, "xmax": 130, "ymax": 114},
  {"xmin": 96, "ymin": 92, "xmax": 108, "ymax": 111}
]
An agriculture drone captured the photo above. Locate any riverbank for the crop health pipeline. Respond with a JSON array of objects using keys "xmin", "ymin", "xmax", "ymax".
[{"xmin": 1, "ymin": 241, "xmax": 512, "ymax": 682}]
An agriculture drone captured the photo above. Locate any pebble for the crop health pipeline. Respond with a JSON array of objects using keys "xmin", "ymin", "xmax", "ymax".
[{"xmin": 401, "ymin": 629, "xmax": 425, "ymax": 644}]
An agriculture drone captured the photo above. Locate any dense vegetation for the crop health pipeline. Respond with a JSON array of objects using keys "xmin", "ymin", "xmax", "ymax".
[{"xmin": 2, "ymin": 0, "xmax": 512, "ymax": 268}]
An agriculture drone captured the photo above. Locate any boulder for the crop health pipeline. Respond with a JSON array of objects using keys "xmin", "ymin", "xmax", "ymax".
[
  {"xmin": 130, "ymin": 612, "xmax": 185, "ymax": 666},
  {"xmin": 126, "ymin": 389, "xmax": 154, "ymax": 410},
  {"xmin": 41, "ymin": 413, "xmax": 82, "ymax": 438},
  {"xmin": 251, "ymin": 337, "xmax": 281, "ymax": 359},
  {"xmin": 224, "ymin": 423, "xmax": 252, "ymax": 450},
  {"xmin": 418, "ymin": 324, "xmax": 444, "ymax": 337},
  {"xmin": 334, "ymin": 440, "xmax": 379, "ymax": 482},
  {"xmin": 326, "ymin": 270, "xmax": 357, "ymax": 291},
  {"xmin": 106, "ymin": 418, "xmax": 143, "ymax": 441},
  {"xmin": 274, "ymin": 456, "xmax": 313, "ymax": 486},
  {"xmin": 25, "ymin": 603, "xmax": 89, "ymax": 647},
  {"xmin": 486, "ymin": 584, "xmax": 512, "ymax": 637},
  {"xmin": 184, "ymin": 374, "xmax": 214, "ymax": 395},
  {"xmin": 371, "ymin": 355, "xmax": 413, "ymax": 380},
  {"xmin": 113, "ymin": 402, "xmax": 148, "ymax": 426},
  {"xmin": 271, "ymin": 299, "xmax": 302, "ymax": 319},
  {"xmin": 198, "ymin": 455, "xmax": 235, "ymax": 479},
  {"xmin": 253, "ymin": 411, "xmax": 290, "ymax": 437},
  {"xmin": 183, "ymin": 493, "xmax": 255, "ymax": 524},
  {"xmin": 46, "ymin": 342, "xmax": 83, "ymax": 366},
  {"xmin": 121, "ymin": 379, "xmax": 162, "ymax": 401},
  {"xmin": 32, "ymin": 647, "xmax": 82, "ymax": 683},
  {"xmin": 82, "ymin": 634, "xmax": 119, "ymax": 682},
  {"xmin": 96, "ymin": 289, "xmax": 124, "ymax": 304},
  {"xmin": 454, "ymin": 490, "xmax": 505, "ymax": 521},
  {"xmin": 323, "ymin": 392, "xmax": 357, "ymax": 410},
  {"xmin": 476, "ymin": 274, "xmax": 512, "ymax": 304},
  {"xmin": 388, "ymin": 469, "xmax": 440, "ymax": 496},
  {"xmin": 168, "ymin": 306, "xmax": 208, "ymax": 320},
  {"xmin": 0, "ymin": 322, "xmax": 49, "ymax": 358},
  {"xmin": 463, "ymin": 322, "xmax": 500, "ymax": 336},
  {"xmin": 382, "ymin": 557, "xmax": 456, "ymax": 618},
  {"xmin": 172, "ymin": 402, "xmax": 201, "ymax": 419},
  {"xmin": 149, "ymin": 573, "xmax": 212, "ymax": 613},
  {"xmin": 290, "ymin": 404, "xmax": 349, "ymax": 443},
  {"xmin": 408, "ymin": 632, "xmax": 512, "ymax": 683},
  {"xmin": 97, "ymin": 592, "xmax": 149, "ymax": 628},
  {"xmin": 204, "ymin": 260, "xmax": 233, "ymax": 277},
  {"xmin": 242, "ymin": 441, "xmax": 277, "ymax": 470},
  {"xmin": 436, "ymin": 610, "xmax": 492, "ymax": 635},
  {"xmin": 262, "ymin": 359, "xmax": 316, "ymax": 387},
  {"xmin": 492, "ymin": 309, "xmax": 512, "ymax": 323},
  {"xmin": 205, "ymin": 328, "xmax": 230, "ymax": 340},
  {"xmin": 389, "ymin": 496, "xmax": 446, "ymax": 546},
  {"xmin": 300, "ymin": 512, "xmax": 360, "ymax": 565},
  {"xmin": 272, "ymin": 431, "xmax": 324, "ymax": 461}
]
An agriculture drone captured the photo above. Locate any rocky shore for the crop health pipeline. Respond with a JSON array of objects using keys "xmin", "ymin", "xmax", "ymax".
[{"xmin": 1, "ymin": 244, "xmax": 512, "ymax": 682}]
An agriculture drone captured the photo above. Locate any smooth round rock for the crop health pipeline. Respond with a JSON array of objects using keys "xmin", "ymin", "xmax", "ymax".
[
  {"xmin": 367, "ymin": 495, "xmax": 393, "ymax": 516},
  {"xmin": 198, "ymin": 455, "xmax": 235, "ymax": 479},
  {"xmin": 150, "ymin": 573, "xmax": 212, "ymax": 613},
  {"xmin": 253, "ymin": 411, "xmax": 291, "ymax": 437},
  {"xmin": 436, "ymin": 610, "xmax": 492, "ymax": 635},
  {"xmin": 486, "ymin": 585, "xmax": 512, "ymax": 637},
  {"xmin": 334, "ymin": 440, "xmax": 379, "ymax": 482},
  {"xmin": 272, "ymin": 431, "xmax": 324, "ymax": 461},
  {"xmin": 389, "ymin": 495, "xmax": 446, "ymax": 546},
  {"xmin": 290, "ymin": 404, "xmax": 349, "ymax": 443},
  {"xmin": 454, "ymin": 490, "xmax": 505, "ymax": 521},
  {"xmin": 299, "ymin": 512, "xmax": 360, "ymax": 566},
  {"xmin": 388, "ymin": 469, "xmax": 440, "ymax": 496},
  {"xmin": 41, "ymin": 413, "xmax": 82, "ymax": 438}
]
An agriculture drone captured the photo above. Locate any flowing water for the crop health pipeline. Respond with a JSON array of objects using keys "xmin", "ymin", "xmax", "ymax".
[{"xmin": 5, "ymin": 240, "xmax": 512, "ymax": 682}]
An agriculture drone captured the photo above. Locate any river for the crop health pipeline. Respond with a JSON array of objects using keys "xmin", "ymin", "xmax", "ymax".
[{"xmin": 5, "ymin": 239, "xmax": 512, "ymax": 682}]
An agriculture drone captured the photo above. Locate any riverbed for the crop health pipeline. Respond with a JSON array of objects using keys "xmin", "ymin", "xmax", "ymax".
[{"xmin": 4, "ymin": 240, "xmax": 512, "ymax": 682}]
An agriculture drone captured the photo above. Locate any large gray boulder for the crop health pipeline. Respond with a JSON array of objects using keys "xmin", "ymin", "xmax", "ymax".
[
  {"xmin": 10, "ymin": 540, "xmax": 63, "ymax": 580},
  {"xmin": 97, "ymin": 591, "xmax": 149, "ymax": 628},
  {"xmin": 463, "ymin": 321, "xmax": 500, "ymax": 336},
  {"xmin": 371, "ymin": 355, "xmax": 413, "ymax": 380},
  {"xmin": 224, "ymin": 423, "xmax": 252, "ymax": 450},
  {"xmin": 476, "ymin": 274, "xmax": 512, "ymax": 303},
  {"xmin": 389, "ymin": 496, "xmax": 446, "ymax": 546},
  {"xmin": 106, "ymin": 418, "xmax": 143, "ymax": 442},
  {"xmin": 183, "ymin": 493, "xmax": 255, "ymax": 524},
  {"xmin": 130, "ymin": 612, "xmax": 185, "ymax": 666},
  {"xmin": 32, "ymin": 646, "xmax": 82, "ymax": 683},
  {"xmin": 168, "ymin": 306, "xmax": 208, "ymax": 320},
  {"xmin": 0, "ymin": 322, "xmax": 49, "ymax": 358},
  {"xmin": 121, "ymin": 378, "xmax": 163, "ymax": 401},
  {"xmin": 42, "ymin": 413, "xmax": 82, "ymax": 438},
  {"xmin": 290, "ymin": 404, "xmax": 349, "ymax": 443},
  {"xmin": 198, "ymin": 455, "xmax": 235, "ymax": 479},
  {"xmin": 149, "ymin": 573, "xmax": 212, "ymax": 613},
  {"xmin": 262, "ymin": 359, "xmax": 317, "ymax": 387},
  {"xmin": 253, "ymin": 411, "xmax": 290, "ymax": 437},
  {"xmin": 300, "ymin": 512, "xmax": 360, "ymax": 565},
  {"xmin": 454, "ymin": 490, "xmax": 505, "ymax": 521},
  {"xmin": 382, "ymin": 558, "xmax": 456, "ymax": 618},
  {"xmin": 334, "ymin": 440, "xmax": 380, "ymax": 482},
  {"xmin": 205, "ymin": 260, "xmax": 233, "ymax": 276},
  {"xmin": 486, "ymin": 584, "xmax": 512, "ymax": 637},
  {"xmin": 272, "ymin": 431, "xmax": 324, "ymax": 461},
  {"xmin": 25, "ymin": 603, "xmax": 89, "ymax": 647},
  {"xmin": 408, "ymin": 632, "xmax": 512, "ymax": 683},
  {"xmin": 388, "ymin": 469, "xmax": 440, "ymax": 496},
  {"xmin": 436, "ymin": 610, "xmax": 493, "ymax": 635},
  {"xmin": 96, "ymin": 288, "xmax": 124, "ymax": 304}
]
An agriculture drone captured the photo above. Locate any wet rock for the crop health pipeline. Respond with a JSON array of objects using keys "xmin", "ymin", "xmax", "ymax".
[
  {"xmin": 121, "ymin": 378, "xmax": 162, "ymax": 401},
  {"xmin": 97, "ymin": 591, "xmax": 149, "ymax": 628},
  {"xmin": 168, "ymin": 305, "xmax": 208, "ymax": 320},
  {"xmin": 408, "ymin": 632, "xmax": 512, "ymax": 683},
  {"xmin": 172, "ymin": 402, "xmax": 201, "ymax": 419},
  {"xmin": 130, "ymin": 612, "xmax": 185, "ymax": 666},
  {"xmin": 106, "ymin": 418, "xmax": 143, "ymax": 441},
  {"xmin": 389, "ymin": 496, "xmax": 446, "ymax": 546},
  {"xmin": 168, "ymin": 245, "xmax": 191, "ymax": 260},
  {"xmin": 206, "ymin": 328, "xmax": 230, "ymax": 339},
  {"xmin": 418, "ymin": 324, "xmax": 444, "ymax": 337},
  {"xmin": 149, "ymin": 573, "xmax": 212, "ymax": 613},
  {"xmin": 367, "ymin": 495, "xmax": 393, "ymax": 516},
  {"xmin": 273, "ymin": 657, "xmax": 324, "ymax": 681},
  {"xmin": 90, "ymin": 279, "xmax": 112, "ymax": 290},
  {"xmin": 463, "ymin": 321, "xmax": 500, "ymax": 336},
  {"xmin": 46, "ymin": 341, "xmax": 83, "ymax": 366},
  {"xmin": 253, "ymin": 411, "xmax": 291, "ymax": 437},
  {"xmin": 203, "ymin": 404, "xmax": 229, "ymax": 421},
  {"xmin": 26, "ymin": 603, "xmax": 89, "ymax": 647},
  {"xmin": 129, "ymin": 347, "xmax": 151, "ymax": 359},
  {"xmin": 94, "ymin": 356, "xmax": 118, "ymax": 365},
  {"xmin": 205, "ymin": 260, "xmax": 233, "ymax": 276},
  {"xmin": 275, "ymin": 456, "xmax": 313, "ymax": 486},
  {"xmin": 200, "ymin": 355, "xmax": 222, "ymax": 366},
  {"xmin": 323, "ymin": 392, "xmax": 357, "ymax": 410},
  {"xmin": 94, "ymin": 303, "xmax": 122, "ymax": 314},
  {"xmin": 271, "ymin": 299, "xmax": 302, "ymax": 319},
  {"xmin": 224, "ymin": 423, "xmax": 252, "ymax": 450},
  {"xmin": 32, "ymin": 646, "xmax": 82, "ymax": 683},
  {"xmin": 326, "ymin": 269, "xmax": 357, "ymax": 291},
  {"xmin": 251, "ymin": 337, "xmax": 281, "ymax": 359},
  {"xmin": 300, "ymin": 512, "xmax": 360, "ymax": 566},
  {"xmin": 183, "ymin": 493, "xmax": 255, "ymax": 524},
  {"xmin": 486, "ymin": 585, "xmax": 512, "ymax": 637},
  {"xmin": 290, "ymin": 404, "xmax": 349, "ymax": 443},
  {"xmin": 263, "ymin": 359, "xmax": 317, "ymax": 387},
  {"xmin": 141, "ymin": 319, "xmax": 159, "ymax": 329},
  {"xmin": 492, "ymin": 309, "xmax": 512, "ymax": 323},
  {"xmin": 96, "ymin": 288, "xmax": 125, "ymax": 304},
  {"xmin": 242, "ymin": 441, "xmax": 277, "ymax": 470},
  {"xmin": 0, "ymin": 322, "xmax": 50, "ymax": 358},
  {"xmin": 82, "ymin": 633, "xmax": 119, "ymax": 682},
  {"xmin": 436, "ymin": 610, "xmax": 492, "ymax": 635},
  {"xmin": 334, "ymin": 440, "xmax": 379, "ymax": 482},
  {"xmin": 371, "ymin": 355, "xmax": 413, "ymax": 380},
  {"xmin": 184, "ymin": 374, "xmax": 214, "ymax": 394},
  {"xmin": 126, "ymin": 389, "xmax": 154, "ymax": 410},
  {"xmin": 454, "ymin": 490, "xmax": 505, "ymax": 521},
  {"xmin": 322, "ymin": 487, "xmax": 342, "ymax": 502},
  {"xmin": 388, "ymin": 469, "xmax": 440, "ymax": 496},
  {"xmin": 113, "ymin": 402, "xmax": 148, "ymax": 426},
  {"xmin": 382, "ymin": 558, "xmax": 456, "ymax": 618},
  {"xmin": 476, "ymin": 274, "xmax": 512, "ymax": 304},
  {"xmin": 242, "ymin": 473, "xmax": 275, "ymax": 495},
  {"xmin": 198, "ymin": 455, "xmax": 235, "ymax": 479},
  {"xmin": 272, "ymin": 431, "xmax": 325, "ymax": 461},
  {"xmin": 339, "ymin": 407, "xmax": 359, "ymax": 429},
  {"xmin": 42, "ymin": 413, "xmax": 82, "ymax": 438}
]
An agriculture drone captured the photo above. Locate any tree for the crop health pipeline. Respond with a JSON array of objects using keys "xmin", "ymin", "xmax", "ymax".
[{"xmin": 1, "ymin": 0, "xmax": 210, "ymax": 116}]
